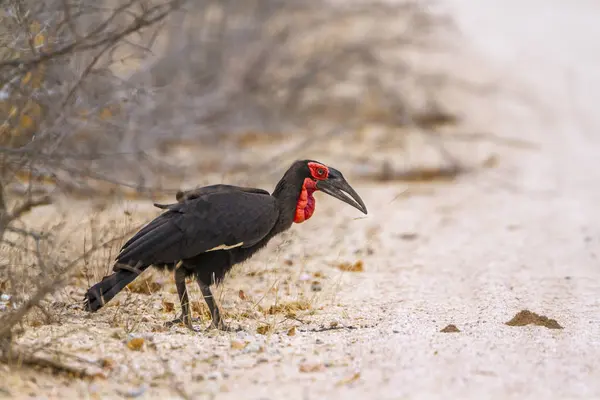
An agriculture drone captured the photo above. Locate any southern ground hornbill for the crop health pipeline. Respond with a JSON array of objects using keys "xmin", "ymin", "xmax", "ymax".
[{"xmin": 83, "ymin": 160, "xmax": 367, "ymax": 331}]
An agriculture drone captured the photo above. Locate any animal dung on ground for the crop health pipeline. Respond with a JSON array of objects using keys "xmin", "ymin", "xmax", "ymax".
[
  {"xmin": 440, "ymin": 324, "xmax": 460, "ymax": 333},
  {"xmin": 505, "ymin": 309, "xmax": 563, "ymax": 329}
]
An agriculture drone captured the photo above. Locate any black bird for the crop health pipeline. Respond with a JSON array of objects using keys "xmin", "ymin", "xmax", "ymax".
[{"xmin": 83, "ymin": 160, "xmax": 368, "ymax": 331}]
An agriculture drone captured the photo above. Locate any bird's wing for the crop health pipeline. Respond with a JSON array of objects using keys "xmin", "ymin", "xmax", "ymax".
[
  {"xmin": 153, "ymin": 184, "xmax": 270, "ymax": 208},
  {"xmin": 117, "ymin": 189, "xmax": 278, "ymax": 266},
  {"xmin": 176, "ymin": 184, "xmax": 270, "ymax": 203}
]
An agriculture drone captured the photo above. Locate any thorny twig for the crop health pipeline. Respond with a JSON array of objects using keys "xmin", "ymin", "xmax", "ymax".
[
  {"xmin": 0, "ymin": 0, "xmax": 184, "ymax": 70},
  {"xmin": 0, "ymin": 231, "xmax": 135, "ymax": 339}
]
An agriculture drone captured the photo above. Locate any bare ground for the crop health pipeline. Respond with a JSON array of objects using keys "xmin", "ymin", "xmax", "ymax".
[{"xmin": 3, "ymin": 0, "xmax": 600, "ymax": 399}]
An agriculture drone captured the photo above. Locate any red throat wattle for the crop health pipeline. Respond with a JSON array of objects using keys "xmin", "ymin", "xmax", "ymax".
[{"xmin": 294, "ymin": 178, "xmax": 317, "ymax": 223}]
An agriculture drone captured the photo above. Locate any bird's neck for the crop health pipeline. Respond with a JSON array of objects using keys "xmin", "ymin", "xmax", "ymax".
[{"xmin": 272, "ymin": 176, "xmax": 317, "ymax": 226}]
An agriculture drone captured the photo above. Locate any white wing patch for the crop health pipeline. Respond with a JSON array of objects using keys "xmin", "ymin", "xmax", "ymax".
[{"xmin": 206, "ymin": 242, "xmax": 244, "ymax": 252}]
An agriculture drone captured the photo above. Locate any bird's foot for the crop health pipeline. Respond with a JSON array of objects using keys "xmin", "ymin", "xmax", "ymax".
[{"xmin": 165, "ymin": 317, "xmax": 201, "ymax": 332}]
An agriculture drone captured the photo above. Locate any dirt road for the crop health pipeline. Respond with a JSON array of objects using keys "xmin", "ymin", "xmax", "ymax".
[{"xmin": 4, "ymin": 0, "xmax": 600, "ymax": 399}]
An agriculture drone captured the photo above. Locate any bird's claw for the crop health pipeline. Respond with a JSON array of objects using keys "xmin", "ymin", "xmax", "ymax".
[{"xmin": 165, "ymin": 317, "xmax": 201, "ymax": 332}]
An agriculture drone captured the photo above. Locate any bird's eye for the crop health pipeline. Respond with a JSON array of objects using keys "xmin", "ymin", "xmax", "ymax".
[{"xmin": 317, "ymin": 168, "xmax": 325, "ymax": 176}]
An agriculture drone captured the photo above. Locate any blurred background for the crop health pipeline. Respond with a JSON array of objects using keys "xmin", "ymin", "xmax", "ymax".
[{"xmin": 0, "ymin": 0, "xmax": 470, "ymax": 205}]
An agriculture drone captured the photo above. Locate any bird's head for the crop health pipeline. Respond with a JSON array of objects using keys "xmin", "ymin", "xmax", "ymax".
[{"xmin": 288, "ymin": 160, "xmax": 368, "ymax": 223}]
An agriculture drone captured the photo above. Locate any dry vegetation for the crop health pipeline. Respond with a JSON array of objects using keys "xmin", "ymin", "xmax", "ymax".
[{"xmin": 0, "ymin": 0, "xmax": 483, "ymax": 396}]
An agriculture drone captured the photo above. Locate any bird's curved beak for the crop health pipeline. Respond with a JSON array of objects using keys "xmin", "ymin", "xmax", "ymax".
[{"xmin": 316, "ymin": 168, "xmax": 368, "ymax": 214}]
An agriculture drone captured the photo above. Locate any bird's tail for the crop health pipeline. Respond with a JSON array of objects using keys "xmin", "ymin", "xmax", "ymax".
[{"xmin": 83, "ymin": 266, "xmax": 147, "ymax": 312}]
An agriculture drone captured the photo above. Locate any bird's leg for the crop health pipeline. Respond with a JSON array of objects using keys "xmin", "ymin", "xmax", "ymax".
[
  {"xmin": 165, "ymin": 267, "xmax": 199, "ymax": 331},
  {"xmin": 196, "ymin": 278, "xmax": 240, "ymax": 332}
]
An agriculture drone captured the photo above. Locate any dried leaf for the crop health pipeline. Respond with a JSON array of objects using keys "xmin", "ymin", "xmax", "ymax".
[
  {"xmin": 100, "ymin": 358, "xmax": 116, "ymax": 370},
  {"xmin": 126, "ymin": 338, "xmax": 145, "ymax": 351},
  {"xmin": 33, "ymin": 33, "xmax": 45, "ymax": 48},
  {"xmin": 299, "ymin": 362, "xmax": 325, "ymax": 373},
  {"xmin": 287, "ymin": 326, "xmax": 296, "ymax": 336},
  {"xmin": 29, "ymin": 20, "xmax": 41, "ymax": 34},
  {"xmin": 21, "ymin": 72, "xmax": 32, "ymax": 85},
  {"xmin": 256, "ymin": 325, "xmax": 272, "ymax": 335},
  {"xmin": 238, "ymin": 290, "xmax": 246, "ymax": 300},
  {"xmin": 19, "ymin": 114, "xmax": 34, "ymax": 130},
  {"xmin": 337, "ymin": 260, "xmax": 364, "ymax": 272},
  {"xmin": 267, "ymin": 300, "xmax": 311, "ymax": 315},
  {"xmin": 99, "ymin": 107, "xmax": 113, "ymax": 120},
  {"xmin": 336, "ymin": 372, "xmax": 360, "ymax": 386},
  {"xmin": 191, "ymin": 300, "xmax": 211, "ymax": 320},
  {"xmin": 162, "ymin": 301, "xmax": 174, "ymax": 313},
  {"xmin": 230, "ymin": 340, "xmax": 247, "ymax": 350},
  {"xmin": 127, "ymin": 276, "xmax": 162, "ymax": 294}
]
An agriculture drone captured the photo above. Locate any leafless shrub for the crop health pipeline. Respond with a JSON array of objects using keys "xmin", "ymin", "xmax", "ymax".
[
  {"xmin": 0, "ymin": 0, "xmax": 186, "ymax": 359},
  {"xmin": 119, "ymin": 0, "xmax": 459, "ymax": 183}
]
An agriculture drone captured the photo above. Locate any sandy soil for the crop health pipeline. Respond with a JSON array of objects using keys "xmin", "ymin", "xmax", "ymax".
[{"xmin": 3, "ymin": 0, "xmax": 600, "ymax": 399}]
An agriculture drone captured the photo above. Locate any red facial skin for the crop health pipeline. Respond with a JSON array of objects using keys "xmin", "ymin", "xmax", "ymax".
[{"xmin": 294, "ymin": 162, "xmax": 329, "ymax": 223}]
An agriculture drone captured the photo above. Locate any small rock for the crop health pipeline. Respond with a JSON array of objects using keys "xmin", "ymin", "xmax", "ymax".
[
  {"xmin": 111, "ymin": 330, "xmax": 125, "ymax": 340},
  {"xmin": 315, "ymin": 338, "xmax": 324, "ymax": 344},
  {"xmin": 243, "ymin": 342, "xmax": 263, "ymax": 353},
  {"xmin": 398, "ymin": 233, "xmax": 419, "ymax": 241},
  {"xmin": 298, "ymin": 273, "xmax": 311, "ymax": 282},
  {"xmin": 206, "ymin": 371, "xmax": 222, "ymax": 380},
  {"xmin": 117, "ymin": 385, "xmax": 147, "ymax": 398}
]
